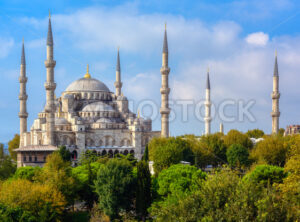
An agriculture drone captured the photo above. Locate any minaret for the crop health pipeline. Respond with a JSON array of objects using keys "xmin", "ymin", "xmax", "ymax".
[
  {"xmin": 19, "ymin": 39, "xmax": 28, "ymax": 146},
  {"xmin": 271, "ymin": 51, "xmax": 280, "ymax": 134},
  {"xmin": 160, "ymin": 24, "xmax": 170, "ymax": 138},
  {"xmin": 204, "ymin": 68, "xmax": 212, "ymax": 135},
  {"xmin": 44, "ymin": 12, "xmax": 56, "ymax": 145},
  {"xmin": 114, "ymin": 48, "xmax": 122, "ymax": 96},
  {"xmin": 219, "ymin": 123, "xmax": 224, "ymax": 134}
]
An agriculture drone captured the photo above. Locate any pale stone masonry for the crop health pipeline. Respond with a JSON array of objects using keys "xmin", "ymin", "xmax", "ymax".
[
  {"xmin": 271, "ymin": 52, "xmax": 280, "ymax": 134},
  {"xmin": 160, "ymin": 25, "xmax": 171, "ymax": 138},
  {"xmin": 15, "ymin": 15, "xmax": 164, "ymax": 167},
  {"xmin": 19, "ymin": 40, "xmax": 28, "ymax": 146},
  {"xmin": 204, "ymin": 69, "xmax": 212, "ymax": 135}
]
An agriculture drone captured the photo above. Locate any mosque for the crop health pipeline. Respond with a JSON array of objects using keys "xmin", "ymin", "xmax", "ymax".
[{"xmin": 15, "ymin": 15, "xmax": 171, "ymax": 167}]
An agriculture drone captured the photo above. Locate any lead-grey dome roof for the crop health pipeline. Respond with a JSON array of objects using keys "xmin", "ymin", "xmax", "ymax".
[
  {"xmin": 82, "ymin": 102, "xmax": 114, "ymax": 112},
  {"xmin": 65, "ymin": 78, "xmax": 110, "ymax": 92}
]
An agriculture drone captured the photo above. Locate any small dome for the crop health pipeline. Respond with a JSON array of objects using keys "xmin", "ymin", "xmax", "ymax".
[
  {"xmin": 55, "ymin": 117, "xmax": 70, "ymax": 125},
  {"xmin": 65, "ymin": 78, "xmax": 110, "ymax": 92},
  {"xmin": 82, "ymin": 102, "xmax": 114, "ymax": 112}
]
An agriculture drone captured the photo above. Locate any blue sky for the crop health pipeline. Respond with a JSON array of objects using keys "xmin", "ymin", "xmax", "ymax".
[{"xmin": 0, "ymin": 0, "xmax": 300, "ymax": 142}]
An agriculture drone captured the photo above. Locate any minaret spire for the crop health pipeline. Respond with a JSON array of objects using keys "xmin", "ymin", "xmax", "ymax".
[
  {"xmin": 204, "ymin": 67, "xmax": 212, "ymax": 135},
  {"xmin": 44, "ymin": 13, "xmax": 56, "ymax": 145},
  {"xmin": 19, "ymin": 39, "xmax": 28, "ymax": 146},
  {"xmin": 160, "ymin": 23, "xmax": 171, "ymax": 138},
  {"xmin": 114, "ymin": 47, "xmax": 122, "ymax": 96},
  {"xmin": 271, "ymin": 50, "xmax": 280, "ymax": 134}
]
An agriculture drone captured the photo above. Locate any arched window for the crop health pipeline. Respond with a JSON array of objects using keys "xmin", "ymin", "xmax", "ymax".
[
  {"xmin": 29, "ymin": 156, "xmax": 32, "ymax": 162},
  {"xmin": 71, "ymin": 151, "xmax": 78, "ymax": 160},
  {"xmin": 124, "ymin": 150, "xmax": 128, "ymax": 155},
  {"xmin": 102, "ymin": 150, "xmax": 107, "ymax": 156},
  {"xmin": 108, "ymin": 150, "xmax": 113, "ymax": 157},
  {"xmin": 23, "ymin": 156, "xmax": 26, "ymax": 162},
  {"xmin": 34, "ymin": 156, "xmax": 37, "ymax": 162}
]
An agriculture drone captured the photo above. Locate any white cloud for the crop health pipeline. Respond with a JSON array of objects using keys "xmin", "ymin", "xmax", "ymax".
[
  {"xmin": 0, "ymin": 37, "xmax": 14, "ymax": 58},
  {"xmin": 246, "ymin": 32, "xmax": 269, "ymax": 46}
]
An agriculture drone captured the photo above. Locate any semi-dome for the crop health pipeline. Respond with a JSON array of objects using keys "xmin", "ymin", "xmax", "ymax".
[
  {"xmin": 82, "ymin": 101, "xmax": 114, "ymax": 112},
  {"xmin": 65, "ymin": 78, "xmax": 110, "ymax": 92}
]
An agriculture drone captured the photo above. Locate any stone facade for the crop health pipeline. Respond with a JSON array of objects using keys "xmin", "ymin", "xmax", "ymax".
[{"xmin": 15, "ymin": 15, "xmax": 163, "ymax": 167}]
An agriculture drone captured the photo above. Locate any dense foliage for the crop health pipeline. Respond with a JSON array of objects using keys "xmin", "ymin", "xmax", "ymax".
[{"xmin": 0, "ymin": 129, "xmax": 299, "ymax": 221}]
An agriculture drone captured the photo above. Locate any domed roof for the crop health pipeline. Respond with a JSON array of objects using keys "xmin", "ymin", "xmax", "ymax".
[
  {"xmin": 65, "ymin": 78, "xmax": 110, "ymax": 92},
  {"xmin": 82, "ymin": 102, "xmax": 114, "ymax": 112}
]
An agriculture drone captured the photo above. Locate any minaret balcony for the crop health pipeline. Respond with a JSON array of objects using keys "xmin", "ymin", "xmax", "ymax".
[
  {"xmin": 204, "ymin": 101, "xmax": 211, "ymax": 106},
  {"xmin": 160, "ymin": 107, "xmax": 170, "ymax": 114},
  {"xmin": 18, "ymin": 112, "xmax": 28, "ymax": 118},
  {"xmin": 271, "ymin": 92, "xmax": 280, "ymax": 99},
  {"xmin": 160, "ymin": 67, "xmax": 170, "ymax": 74},
  {"xmin": 19, "ymin": 94, "xmax": 28, "ymax": 100},
  {"xmin": 19, "ymin": 76, "xmax": 28, "ymax": 83},
  {"xmin": 160, "ymin": 88, "xmax": 170, "ymax": 94},
  {"xmin": 44, "ymin": 60, "xmax": 56, "ymax": 68},
  {"xmin": 271, "ymin": 111, "xmax": 280, "ymax": 117},
  {"xmin": 204, "ymin": 117, "xmax": 212, "ymax": 122},
  {"xmin": 114, "ymin": 82, "xmax": 123, "ymax": 88},
  {"xmin": 44, "ymin": 82, "xmax": 57, "ymax": 90}
]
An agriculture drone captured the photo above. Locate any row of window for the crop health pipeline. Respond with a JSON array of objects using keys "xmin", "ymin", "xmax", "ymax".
[{"xmin": 23, "ymin": 156, "xmax": 46, "ymax": 162}]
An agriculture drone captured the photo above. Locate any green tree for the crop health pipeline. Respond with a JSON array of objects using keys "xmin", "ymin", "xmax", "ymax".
[
  {"xmin": 136, "ymin": 160, "xmax": 151, "ymax": 221},
  {"xmin": 35, "ymin": 152, "xmax": 76, "ymax": 206},
  {"xmin": 226, "ymin": 144, "xmax": 250, "ymax": 168},
  {"xmin": 199, "ymin": 133, "xmax": 227, "ymax": 167},
  {"xmin": 157, "ymin": 164, "xmax": 206, "ymax": 197},
  {"xmin": 95, "ymin": 158, "xmax": 136, "ymax": 220},
  {"xmin": 246, "ymin": 129, "xmax": 265, "ymax": 138},
  {"xmin": 0, "ymin": 143, "xmax": 16, "ymax": 180},
  {"xmin": 8, "ymin": 134, "xmax": 19, "ymax": 161},
  {"xmin": 72, "ymin": 161, "xmax": 102, "ymax": 210},
  {"xmin": 251, "ymin": 136, "xmax": 288, "ymax": 167},
  {"xmin": 57, "ymin": 146, "xmax": 71, "ymax": 162},
  {"xmin": 13, "ymin": 166, "xmax": 41, "ymax": 181},
  {"xmin": 142, "ymin": 145, "xmax": 149, "ymax": 161},
  {"xmin": 0, "ymin": 179, "xmax": 66, "ymax": 221},
  {"xmin": 224, "ymin": 130, "xmax": 253, "ymax": 149},
  {"xmin": 243, "ymin": 164, "xmax": 287, "ymax": 186},
  {"xmin": 148, "ymin": 137, "xmax": 192, "ymax": 174}
]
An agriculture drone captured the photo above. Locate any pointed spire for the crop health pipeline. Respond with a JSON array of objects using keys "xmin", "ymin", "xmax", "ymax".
[
  {"xmin": 163, "ymin": 23, "xmax": 168, "ymax": 53},
  {"xmin": 84, "ymin": 64, "xmax": 91, "ymax": 79},
  {"xmin": 206, "ymin": 67, "xmax": 210, "ymax": 89},
  {"xmin": 21, "ymin": 38, "xmax": 26, "ymax": 65},
  {"xmin": 116, "ymin": 47, "xmax": 121, "ymax": 72},
  {"xmin": 47, "ymin": 11, "xmax": 53, "ymax": 46},
  {"xmin": 274, "ymin": 50, "xmax": 278, "ymax": 77}
]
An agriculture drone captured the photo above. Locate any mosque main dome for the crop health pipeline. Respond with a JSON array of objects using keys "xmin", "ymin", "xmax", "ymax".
[
  {"xmin": 65, "ymin": 64, "xmax": 110, "ymax": 93},
  {"xmin": 65, "ymin": 77, "xmax": 110, "ymax": 92}
]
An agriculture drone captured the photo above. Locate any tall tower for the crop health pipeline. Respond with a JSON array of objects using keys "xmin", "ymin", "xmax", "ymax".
[
  {"xmin": 271, "ymin": 51, "xmax": 280, "ymax": 134},
  {"xmin": 114, "ymin": 48, "xmax": 122, "ymax": 96},
  {"xmin": 44, "ymin": 13, "xmax": 56, "ymax": 145},
  {"xmin": 19, "ymin": 39, "xmax": 28, "ymax": 146},
  {"xmin": 204, "ymin": 68, "xmax": 212, "ymax": 135},
  {"xmin": 160, "ymin": 24, "xmax": 170, "ymax": 138}
]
